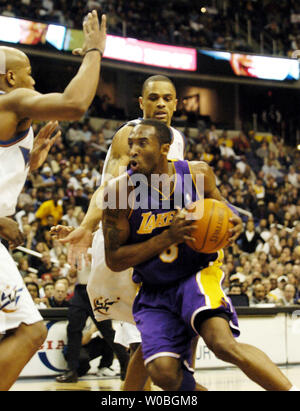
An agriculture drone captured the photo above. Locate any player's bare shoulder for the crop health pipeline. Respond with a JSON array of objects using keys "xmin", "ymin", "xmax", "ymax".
[
  {"xmin": 0, "ymin": 89, "xmax": 37, "ymax": 140},
  {"xmin": 0, "ymin": 88, "xmax": 38, "ymax": 112},
  {"xmin": 110, "ymin": 124, "xmax": 134, "ymax": 160},
  {"xmin": 103, "ymin": 171, "xmax": 132, "ymax": 213},
  {"xmin": 188, "ymin": 160, "xmax": 214, "ymax": 178}
]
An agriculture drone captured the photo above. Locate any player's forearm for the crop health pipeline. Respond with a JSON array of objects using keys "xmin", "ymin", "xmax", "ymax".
[
  {"xmin": 105, "ymin": 230, "xmax": 174, "ymax": 272},
  {"xmin": 63, "ymin": 51, "xmax": 101, "ymax": 114},
  {"xmin": 80, "ymin": 185, "xmax": 104, "ymax": 232}
]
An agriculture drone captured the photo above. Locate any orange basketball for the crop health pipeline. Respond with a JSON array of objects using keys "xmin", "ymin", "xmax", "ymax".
[{"xmin": 186, "ymin": 198, "xmax": 234, "ymax": 253}]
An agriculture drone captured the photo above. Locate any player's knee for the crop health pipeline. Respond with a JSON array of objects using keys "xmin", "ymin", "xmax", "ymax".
[
  {"xmin": 19, "ymin": 321, "xmax": 47, "ymax": 350},
  {"xmin": 150, "ymin": 369, "xmax": 179, "ymax": 391},
  {"xmin": 30, "ymin": 321, "xmax": 47, "ymax": 348},
  {"xmin": 147, "ymin": 358, "xmax": 181, "ymax": 391},
  {"xmin": 210, "ymin": 338, "xmax": 240, "ymax": 363}
]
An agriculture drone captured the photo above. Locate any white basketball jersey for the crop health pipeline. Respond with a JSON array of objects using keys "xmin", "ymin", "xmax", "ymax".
[{"xmin": 0, "ymin": 126, "xmax": 34, "ymax": 217}]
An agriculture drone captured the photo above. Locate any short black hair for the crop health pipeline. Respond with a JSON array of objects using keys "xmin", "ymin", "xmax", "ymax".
[
  {"xmin": 141, "ymin": 75, "xmax": 176, "ymax": 96},
  {"xmin": 135, "ymin": 118, "xmax": 172, "ymax": 145},
  {"xmin": 26, "ymin": 281, "xmax": 40, "ymax": 296},
  {"xmin": 44, "ymin": 281, "xmax": 54, "ymax": 288}
]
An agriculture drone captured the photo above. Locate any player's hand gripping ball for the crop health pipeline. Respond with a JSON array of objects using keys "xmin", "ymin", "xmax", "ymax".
[{"xmin": 185, "ymin": 198, "xmax": 234, "ymax": 253}]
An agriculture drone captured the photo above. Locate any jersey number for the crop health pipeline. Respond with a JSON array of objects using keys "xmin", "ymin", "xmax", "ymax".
[{"xmin": 160, "ymin": 244, "xmax": 179, "ymax": 263}]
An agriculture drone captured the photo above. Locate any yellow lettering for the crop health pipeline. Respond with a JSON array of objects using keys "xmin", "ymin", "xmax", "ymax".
[
  {"xmin": 156, "ymin": 213, "xmax": 167, "ymax": 228},
  {"xmin": 137, "ymin": 212, "xmax": 152, "ymax": 234},
  {"xmin": 144, "ymin": 214, "xmax": 156, "ymax": 233},
  {"xmin": 137, "ymin": 211, "xmax": 176, "ymax": 235},
  {"xmin": 164, "ymin": 211, "xmax": 175, "ymax": 226}
]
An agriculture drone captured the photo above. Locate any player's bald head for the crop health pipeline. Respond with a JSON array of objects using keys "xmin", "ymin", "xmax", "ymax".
[{"xmin": 0, "ymin": 46, "xmax": 29, "ymax": 75}]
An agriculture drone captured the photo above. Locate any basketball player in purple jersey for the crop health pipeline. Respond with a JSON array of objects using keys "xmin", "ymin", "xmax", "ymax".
[
  {"xmin": 102, "ymin": 119, "xmax": 297, "ymax": 391},
  {"xmin": 0, "ymin": 10, "xmax": 106, "ymax": 390},
  {"xmin": 51, "ymin": 75, "xmax": 241, "ymax": 390}
]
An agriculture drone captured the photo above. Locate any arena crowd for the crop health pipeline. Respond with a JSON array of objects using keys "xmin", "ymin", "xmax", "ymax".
[{"xmin": 2, "ymin": 0, "xmax": 300, "ymax": 56}]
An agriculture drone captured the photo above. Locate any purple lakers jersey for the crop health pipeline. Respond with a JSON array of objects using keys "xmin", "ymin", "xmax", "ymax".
[{"xmin": 128, "ymin": 160, "xmax": 217, "ymax": 285}]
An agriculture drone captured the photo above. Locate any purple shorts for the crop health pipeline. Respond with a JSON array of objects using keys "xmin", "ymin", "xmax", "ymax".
[{"xmin": 133, "ymin": 258, "xmax": 240, "ymax": 367}]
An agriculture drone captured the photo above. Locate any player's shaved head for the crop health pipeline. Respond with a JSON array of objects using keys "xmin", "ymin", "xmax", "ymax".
[
  {"xmin": 0, "ymin": 46, "xmax": 28, "ymax": 75},
  {"xmin": 0, "ymin": 46, "xmax": 33, "ymax": 91}
]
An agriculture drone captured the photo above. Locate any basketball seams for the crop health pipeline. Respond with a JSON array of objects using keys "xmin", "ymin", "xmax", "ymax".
[
  {"xmin": 199, "ymin": 200, "xmax": 215, "ymax": 252},
  {"xmin": 186, "ymin": 199, "xmax": 232, "ymax": 253},
  {"xmin": 214, "ymin": 205, "xmax": 230, "ymax": 250}
]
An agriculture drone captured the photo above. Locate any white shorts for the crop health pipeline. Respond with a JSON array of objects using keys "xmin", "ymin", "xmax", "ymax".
[
  {"xmin": 0, "ymin": 242, "xmax": 43, "ymax": 334},
  {"xmin": 87, "ymin": 228, "xmax": 139, "ymax": 324},
  {"xmin": 114, "ymin": 321, "xmax": 141, "ymax": 348}
]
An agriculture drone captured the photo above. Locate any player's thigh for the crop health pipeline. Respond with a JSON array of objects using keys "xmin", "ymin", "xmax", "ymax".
[
  {"xmin": 197, "ymin": 315, "xmax": 238, "ymax": 355},
  {"xmin": 134, "ymin": 306, "xmax": 191, "ymax": 368}
]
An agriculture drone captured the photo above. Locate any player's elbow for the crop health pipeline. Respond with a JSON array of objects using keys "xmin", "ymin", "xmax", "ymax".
[
  {"xmin": 105, "ymin": 254, "xmax": 128, "ymax": 272},
  {"xmin": 60, "ymin": 97, "xmax": 87, "ymax": 120},
  {"xmin": 65, "ymin": 104, "xmax": 86, "ymax": 120},
  {"xmin": 69, "ymin": 107, "xmax": 86, "ymax": 121}
]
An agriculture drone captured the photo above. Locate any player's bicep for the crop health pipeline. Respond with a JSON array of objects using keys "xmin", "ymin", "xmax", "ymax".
[
  {"xmin": 3, "ymin": 89, "xmax": 83, "ymax": 121},
  {"xmin": 190, "ymin": 161, "xmax": 222, "ymax": 201}
]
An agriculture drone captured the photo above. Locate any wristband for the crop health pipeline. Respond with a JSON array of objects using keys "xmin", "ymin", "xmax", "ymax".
[{"xmin": 85, "ymin": 48, "xmax": 103, "ymax": 58}]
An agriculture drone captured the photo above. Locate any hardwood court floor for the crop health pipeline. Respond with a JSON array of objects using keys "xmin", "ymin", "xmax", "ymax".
[{"xmin": 11, "ymin": 364, "xmax": 300, "ymax": 391}]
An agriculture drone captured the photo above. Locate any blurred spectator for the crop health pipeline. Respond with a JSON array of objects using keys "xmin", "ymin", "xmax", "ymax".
[
  {"xmin": 36, "ymin": 191, "xmax": 63, "ymax": 226},
  {"xmin": 18, "ymin": 257, "xmax": 30, "ymax": 278},
  {"xmin": 228, "ymin": 288, "xmax": 249, "ymax": 307},
  {"xmin": 278, "ymin": 284, "xmax": 298, "ymax": 306},
  {"xmin": 250, "ymin": 284, "xmax": 272, "ymax": 306},
  {"xmin": 271, "ymin": 275, "xmax": 289, "ymax": 300},
  {"xmin": 43, "ymin": 282, "xmax": 55, "ymax": 300},
  {"xmin": 56, "ymin": 276, "xmax": 75, "ymax": 301},
  {"xmin": 37, "ymin": 252, "xmax": 53, "ymax": 278},
  {"xmin": 238, "ymin": 220, "xmax": 265, "ymax": 253},
  {"xmin": 56, "ymin": 254, "xmax": 71, "ymax": 278},
  {"xmin": 48, "ymin": 281, "xmax": 70, "ymax": 308},
  {"xmin": 62, "ymin": 206, "xmax": 79, "ymax": 227},
  {"xmin": 26, "ymin": 281, "xmax": 48, "ymax": 309},
  {"xmin": 287, "ymin": 166, "xmax": 300, "ymax": 188}
]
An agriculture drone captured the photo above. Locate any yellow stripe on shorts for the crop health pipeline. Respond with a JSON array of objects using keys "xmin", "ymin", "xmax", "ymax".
[{"xmin": 196, "ymin": 250, "xmax": 229, "ymax": 309}]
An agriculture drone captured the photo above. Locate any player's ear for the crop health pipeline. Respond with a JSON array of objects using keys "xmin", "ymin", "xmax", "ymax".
[
  {"xmin": 6, "ymin": 70, "xmax": 16, "ymax": 87},
  {"xmin": 161, "ymin": 143, "xmax": 170, "ymax": 157},
  {"xmin": 138, "ymin": 96, "xmax": 144, "ymax": 111},
  {"xmin": 174, "ymin": 98, "xmax": 178, "ymax": 111}
]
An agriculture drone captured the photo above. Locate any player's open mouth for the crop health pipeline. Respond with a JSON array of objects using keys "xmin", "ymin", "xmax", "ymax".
[
  {"xmin": 130, "ymin": 160, "xmax": 139, "ymax": 172},
  {"xmin": 154, "ymin": 112, "xmax": 167, "ymax": 120}
]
